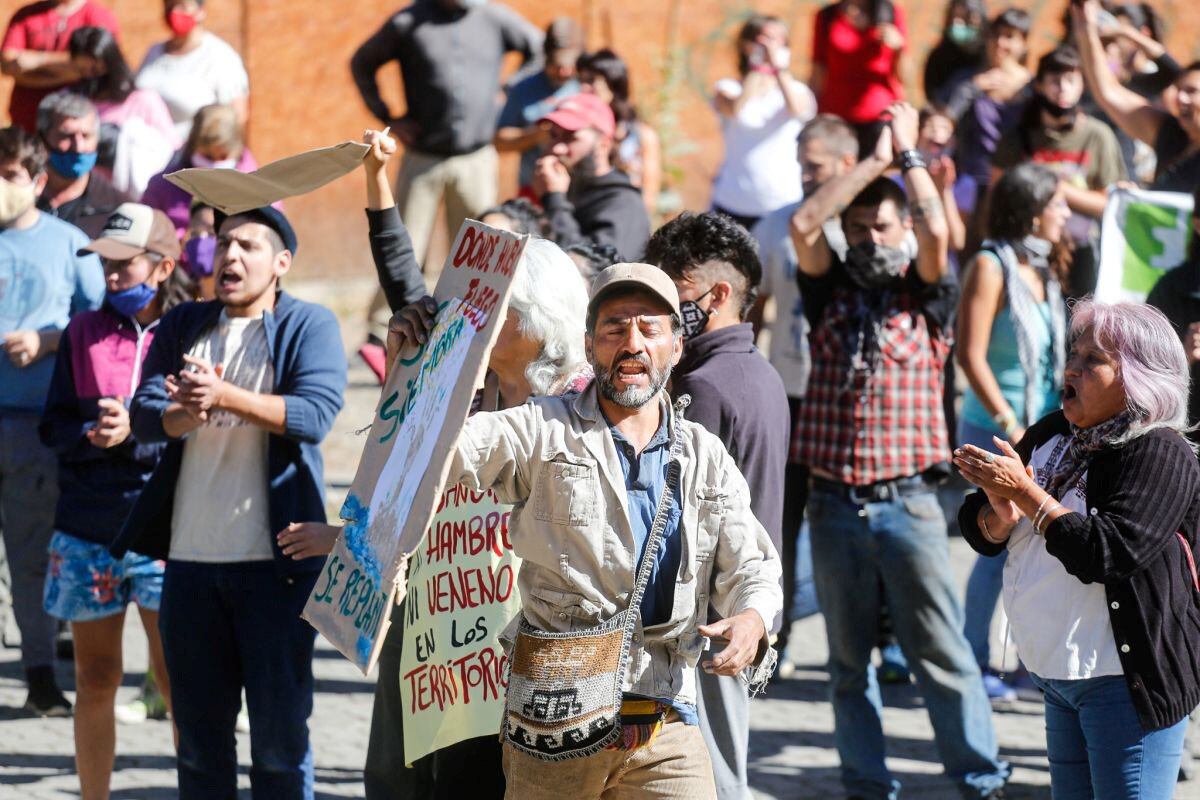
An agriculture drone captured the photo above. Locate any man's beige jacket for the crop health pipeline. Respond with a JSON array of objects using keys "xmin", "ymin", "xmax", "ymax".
[{"xmin": 446, "ymin": 383, "xmax": 783, "ymax": 707}]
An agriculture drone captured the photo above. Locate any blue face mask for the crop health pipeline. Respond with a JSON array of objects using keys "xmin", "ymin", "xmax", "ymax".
[
  {"xmin": 107, "ymin": 283, "xmax": 158, "ymax": 318},
  {"xmin": 49, "ymin": 150, "xmax": 98, "ymax": 179}
]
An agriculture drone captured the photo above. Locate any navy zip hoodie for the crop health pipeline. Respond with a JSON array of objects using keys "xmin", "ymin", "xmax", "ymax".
[
  {"xmin": 110, "ymin": 292, "xmax": 347, "ymax": 576},
  {"xmin": 670, "ymin": 322, "xmax": 790, "ymax": 556},
  {"xmin": 39, "ymin": 304, "xmax": 166, "ymax": 547}
]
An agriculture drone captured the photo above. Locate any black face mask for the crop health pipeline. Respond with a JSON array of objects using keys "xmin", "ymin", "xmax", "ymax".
[
  {"xmin": 843, "ymin": 240, "xmax": 912, "ymax": 289},
  {"xmin": 1036, "ymin": 92, "xmax": 1078, "ymax": 122},
  {"xmin": 679, "ymin": 286, "xmax": 715, "ymax": 340}
]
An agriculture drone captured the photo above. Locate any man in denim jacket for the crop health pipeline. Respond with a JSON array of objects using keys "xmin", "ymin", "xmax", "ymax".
[{"xmin": 394, "ymin": 262, "xmax": 782, "ymax": 799}]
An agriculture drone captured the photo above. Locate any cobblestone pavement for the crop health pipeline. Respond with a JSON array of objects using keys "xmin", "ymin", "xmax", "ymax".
[{"xmin": 2, "ymin": 298, "xmax": 1198, "ymax": 799}]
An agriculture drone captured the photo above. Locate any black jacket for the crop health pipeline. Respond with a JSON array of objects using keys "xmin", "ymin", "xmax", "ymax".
[
  {"xmin": 366, "ymin": 206, "xmax": 426, "ymax": 313},
  {"xmin": 670, "ymin": 323, "xmax": 790, "ymax": 558},
  {"xmin": 960, "ymin": 411, "xmax": 1200, "ymax": 731},
  {"xmin": 542, "ymin": 169, "xmax": 650, "ymax": 261}
]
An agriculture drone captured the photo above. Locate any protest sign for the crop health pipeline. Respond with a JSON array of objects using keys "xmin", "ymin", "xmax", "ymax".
[
  {"xmin": 1096, "ymin": 187, "xmax": 1193, "ymax": 303},
  {"xmin": 398, "ymin": 484, "xmax": 521, "ymax": 762},
  {"xmin": 303, "ymin": 220, "xmax": 527, "ymax": 673}
]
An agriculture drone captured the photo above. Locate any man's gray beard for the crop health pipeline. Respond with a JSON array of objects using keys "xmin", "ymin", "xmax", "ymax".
[{"xmin": 594, "ymin": 358, "xmax": 672, "ymax": 409}]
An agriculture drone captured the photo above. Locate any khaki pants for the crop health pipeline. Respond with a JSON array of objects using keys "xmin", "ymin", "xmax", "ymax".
[
  {"xmin": 366, "ymin": 144, "xmax": 498, "ymax": 341},
  {"xmin": 502, "ymin": 713, "xmax": 718, "ymax": 800}
]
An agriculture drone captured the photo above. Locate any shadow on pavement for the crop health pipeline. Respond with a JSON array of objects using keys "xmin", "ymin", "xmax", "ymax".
[{"xmin": 110, "ymin": 788, "xmax": 177, "ymax": 799}]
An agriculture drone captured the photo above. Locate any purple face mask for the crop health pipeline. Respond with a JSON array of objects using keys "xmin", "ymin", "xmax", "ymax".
[{"xmin": 183, "ymin": 235, "xmax": 216, "ymax": 278}]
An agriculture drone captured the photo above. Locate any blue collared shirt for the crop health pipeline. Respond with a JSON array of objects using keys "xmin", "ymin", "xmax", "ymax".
[
  {"xmin": 608, "ymin": 408, "xmax": 699, "ymax": 726},
  {"xmin": 608, "ymin": 412, "xmax": 681, "ymax": 628}
]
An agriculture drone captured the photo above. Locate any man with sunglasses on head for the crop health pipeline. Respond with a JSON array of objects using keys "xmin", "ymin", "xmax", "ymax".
[{"xmin": 534, "ymin": 92, "xmax": 650, "ymax": 260}]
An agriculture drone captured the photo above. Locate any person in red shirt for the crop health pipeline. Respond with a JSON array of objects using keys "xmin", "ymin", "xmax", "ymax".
[
  {"xmin": 810, "ymin": 0, "xmax": 905, "ymax": 155},
  {"xmin": 0, "ymin": 0, "xmax": 120, "ymax": 133}
]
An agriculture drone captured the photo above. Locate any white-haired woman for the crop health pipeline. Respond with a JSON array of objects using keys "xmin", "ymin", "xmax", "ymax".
[
  {"xmin": 277, "ymin": 235, "xmax": 591, "ymax": 800},
  {"xmin": 955, "ymin": 300, "xmax": 1200, "ymax": 799}
]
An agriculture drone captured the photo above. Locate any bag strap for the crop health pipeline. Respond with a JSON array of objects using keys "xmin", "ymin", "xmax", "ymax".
[{"xmin": 623, "ymin": 396, "xmax": 689, "ymax": 630}]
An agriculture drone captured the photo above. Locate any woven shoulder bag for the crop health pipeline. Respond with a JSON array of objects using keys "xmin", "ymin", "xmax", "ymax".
[{"xmin": 502, "ymin": 408, "xmax": 683, "ymax": 761}]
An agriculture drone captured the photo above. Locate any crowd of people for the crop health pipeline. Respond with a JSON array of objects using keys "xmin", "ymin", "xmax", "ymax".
[{"xmin": 3, "ymin": 0, "xmax": 1200, "ymax": 799}]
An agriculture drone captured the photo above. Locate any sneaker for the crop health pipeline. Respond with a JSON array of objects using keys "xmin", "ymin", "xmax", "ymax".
[
  {"xmin": 358, "ymin": 342, "xmax": 387, "ymax": 384},
  {"xmin": 115, "ymin": 669, "xmax": 169, "ymax": 725},
  {"xmin": 24, "ymin": 666, "xmax": 71, "ymax": 717},
  {"xmin": 878, "ymin": 643, "xmax": 911, "ymax": 685},
  {"xmin": 114, "ymin": 699, "xmax": 149, "ymax": 725},
  {"xmin": 982, "ymin": 671, "xmax": 1017, "ymax": 702}
]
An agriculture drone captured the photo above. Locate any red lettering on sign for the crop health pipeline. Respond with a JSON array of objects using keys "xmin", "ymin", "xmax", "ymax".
[
  {"xmin": 426, "ymin": 563, "xmax": 515, "ymax": 615},
  {"xmin": 402, "ymin": 661, "xmax": 461, "ymax": 714},
  {"xmin": 451, "ymin": 227, "xmax": 500, "ymax": 273},
  {"xmin": 453, "ymin": 645, "xmax": 508, "ymax": 705}
]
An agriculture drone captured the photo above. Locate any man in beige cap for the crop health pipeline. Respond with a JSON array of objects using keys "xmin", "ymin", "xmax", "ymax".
[{"xmin": 390, "ymin": 262, "xmax": 782, "ymax": 799}]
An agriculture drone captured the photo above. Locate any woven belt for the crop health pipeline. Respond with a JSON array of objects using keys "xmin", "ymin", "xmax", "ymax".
[{"xmin": 811, "ymin": 473, "xmax": 931, "ymax": 505}]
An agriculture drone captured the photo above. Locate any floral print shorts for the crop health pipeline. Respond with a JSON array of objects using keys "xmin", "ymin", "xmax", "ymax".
[{"xmin": 43, "ymin": 531, "xmax": 165, "ymax": 622}]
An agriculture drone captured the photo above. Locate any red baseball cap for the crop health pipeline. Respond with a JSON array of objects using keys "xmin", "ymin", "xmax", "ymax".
[{"xmin": 539, "ymin": 92, "xmax": 616, "ymax": 139}]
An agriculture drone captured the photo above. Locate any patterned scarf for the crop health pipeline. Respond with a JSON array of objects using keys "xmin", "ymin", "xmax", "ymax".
[
  {"xmin": 1043, "ymin": 411, "xmax": 1133, "ymax": 500},
  {"xmin": 981, "ymin": 237, "xmax": 1066, "ymax": 427}
]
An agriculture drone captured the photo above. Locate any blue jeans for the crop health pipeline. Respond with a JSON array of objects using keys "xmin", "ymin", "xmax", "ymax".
[
  {"xmin": 958, "ymin": 419, "xmax": 1008, "ymax": 670},
  {"xmin": 159, "ymin": 561, "xmax": 319, "ymax": 800},
  {"xmin": 808, "ymin": 479, "xmax": 1008, "ymax": 799},
  {"xmin": 1030, "ymin": 673, "xmax": 1188, "ymax": 800}
]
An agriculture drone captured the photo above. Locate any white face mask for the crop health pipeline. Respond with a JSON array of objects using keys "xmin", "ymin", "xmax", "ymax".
[
  {"xmin": 0, "ymin": 177, "xmax": 37, "ymax": 226},
  {"xmin": 191, "ymin": 152, "xmax": 238, "ymax": 170}
]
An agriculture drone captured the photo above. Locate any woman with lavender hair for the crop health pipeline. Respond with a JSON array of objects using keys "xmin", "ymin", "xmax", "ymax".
[{"xmin": 955, "ymin": 300, "xmax": 1200, "ymax": 798}]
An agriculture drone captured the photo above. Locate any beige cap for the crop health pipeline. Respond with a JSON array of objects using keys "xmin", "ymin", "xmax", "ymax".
[
  {"xmin": 81, "ymin": 203, "xmax": 181, "ymax": 261},
  {"xmin": 588, "ymin": 262, "xmax": 681, "ymax": 319}
]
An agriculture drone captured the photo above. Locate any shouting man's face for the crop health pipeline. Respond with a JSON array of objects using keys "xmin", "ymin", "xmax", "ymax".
[{"xmin": 587, "ymin": 292, "xmax": 681, "ymax": 409}]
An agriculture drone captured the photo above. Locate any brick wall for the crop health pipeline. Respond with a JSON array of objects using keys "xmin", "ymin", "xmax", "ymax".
[{"xmin": 2, "ymin": 0, "xmax": 1198, "ymax": 279}]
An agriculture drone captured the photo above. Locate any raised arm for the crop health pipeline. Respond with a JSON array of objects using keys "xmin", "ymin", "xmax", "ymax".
[
  {"xmin": 789, "ymin": 126, "xmax": 893, "ymax": 277},
  {"xmin": 889, "ymin": 102, "xmax": 950, "ymax": 284},
  {"xmin": 363, "ymin": 129, "xmax": 425, "ymax": 311},
  {"xmin": 1072, "ymin": 0, "xmax": 1168, "ymax": 146}
]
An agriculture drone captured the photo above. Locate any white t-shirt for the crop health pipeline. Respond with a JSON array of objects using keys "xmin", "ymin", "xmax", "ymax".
[
  {"xmin": 710, "ymin": 78, "xmax": 814, "ymax": 218},
  {"xmin": 1002, "ymin": 433, "xmax": 1123, "ymax": 680},
  {"xmin": 170, "ymin": 312, "xmax": 274, "ymax": 563},
  {"xmin": 136, "ymin": 33, "xmax": 250, "ymax": 141}
]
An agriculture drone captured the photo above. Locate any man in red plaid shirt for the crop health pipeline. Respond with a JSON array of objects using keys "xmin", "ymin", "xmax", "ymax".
[{"xmin": 789, "ymin": 103, "xmax": 1008, "ymax": 800}]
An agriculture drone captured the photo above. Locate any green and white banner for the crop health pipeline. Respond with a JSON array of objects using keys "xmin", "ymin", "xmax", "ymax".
[{"xmin": 1096, "ymin": 188, "xmax": 1193, "ymax": 303}]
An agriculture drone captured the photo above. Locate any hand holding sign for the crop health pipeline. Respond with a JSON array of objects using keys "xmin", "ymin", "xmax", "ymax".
[
  {"xmin": 364, "ymin": 128, "xmax": 398, "ymax": 172},
  {"xmin": 386, "ymin": 296, "xmax": 438, "ymax": 381}
]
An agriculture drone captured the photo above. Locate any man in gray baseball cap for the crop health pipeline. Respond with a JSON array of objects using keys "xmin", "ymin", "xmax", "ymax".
[{"xmin": 390, "ymin": 260, "xmax": 781, "ymax": 798}]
